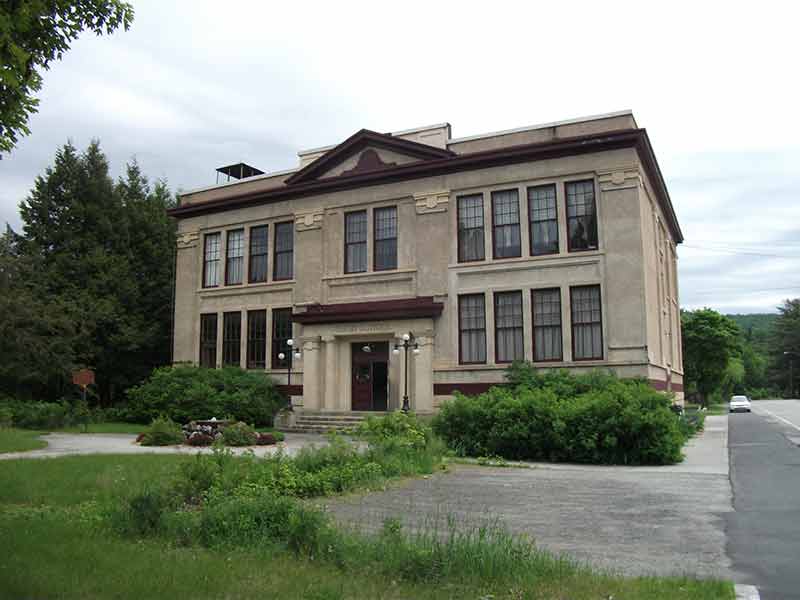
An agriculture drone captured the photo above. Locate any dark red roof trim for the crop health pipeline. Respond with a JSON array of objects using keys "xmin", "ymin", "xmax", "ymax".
[
  {"xmin": 277, "ymin": 384, "xmax": 303, "ymax": 396},
  {"xmin": 293, "ymin": 296, "xmax": 443, "ymax": 325},
  {"xmin": 286, "ymin": 129, "xmax": 454, "ymax": 185},
  {"xmin": 170, "ymin": 128, "xmax": 682, "ymax": 243},
  {"xmin": 434, "ymin": 383, "xmax": 501, "ymax": 396}
]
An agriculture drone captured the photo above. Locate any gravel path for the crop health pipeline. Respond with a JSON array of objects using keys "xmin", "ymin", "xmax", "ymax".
[
  {"xmin": 323, "ymin": 416, "xmax": 733, "ymax": 580},
  {"xmin": 0, "ymin": 432, "xmax": 329, "ymax": 460}
]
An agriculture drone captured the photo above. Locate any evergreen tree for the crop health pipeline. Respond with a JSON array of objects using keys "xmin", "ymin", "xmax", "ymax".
[{"xmin": 3, "ymin": 141, "xmax": 176, "ymax": 404}]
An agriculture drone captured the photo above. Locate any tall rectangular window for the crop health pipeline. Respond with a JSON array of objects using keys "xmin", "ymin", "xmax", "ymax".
[
  {"xmin": 344, "ymin": 210, "xmax": 368, "ymax": 273},
  {"xmin": 532, "ymin": 288, "xmax": 563, "ymax": 361},
  {"xmin": 199, "ymin": 313, "xmax": 217, "ymax": 368},
  {"xmin": 273, "ymin": 221, "xmax": 294, "ymax": 280},
  {"xmin": 571, "ymin": 285, "xmax": 603, "ymax": 360},
  {"xmin": 246, "ymin": 310, "xmax": 267, "ymax": 369},
  {"xmin": 494, "ymin": 291, "xmax": 524, "ymax": 363},
  {"xmin": 492, "ymin": 189, "xmax": 521, "ymax": 259},
  {"xmin": 222, "ymin": 312, "xmax": 241, "ymax": 367},
  {"xmin": 374, "ymin": 206, "xmax": 397, "ymax": 271},
  {"xmin": 566, "ymin": 180, "xmax": 598, "ymax": 252},
  {"xmin": 225, "ymin": 229, "xmax": 244, "ymax": 285},
  {"xmin": 529, "ymin": 184, "xmax": 559, "ymax": 255},
  {"xmin": 248, "ymin": 225, "xmax": 268, "ymax": 283},
  {"xmin": 202, "ymin": 233, "xmax": 221, "ymax": 288},
  {"xmin": 272, "ymin": 308, "xmax": 292, "ymax": 369},
  {"xmin": 457, "ymin": 194, "xmax": 485, "ymax": 262},
  {"xmin": 458, "ymin": 294, "xmax": 486, "ymax": 364}
]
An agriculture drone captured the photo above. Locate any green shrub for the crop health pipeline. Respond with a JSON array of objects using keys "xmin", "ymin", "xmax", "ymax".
[
  {"xmin": 1, "ymin": 400, "xmax": 73, "ymax": 429},
  {"xmin": 433, "ymin": 366, "xmax": 686, "ymax": 465},
  {"xmin": 140, "ymin": 417, "xmax": 184, "ymax": 446},
  {"xmin": 126, "ymin": 365, "xmax": 284, "ymax": 426},
  {"xmin": 354, "ymin": 410, "xmax": 431, "ymax": 451},
  {"xmin": 221, "ymin": 421, "xmax": 257, "ymax": 446},
  {"xmin": 0, "ymin": 406, "xmax": 13, "ymax": 428}
]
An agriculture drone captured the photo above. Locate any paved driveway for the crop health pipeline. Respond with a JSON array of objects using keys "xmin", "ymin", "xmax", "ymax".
[
  {"xmin": 324, "ymin": 416, "xmax": 734, "ymax": 580},
  {"xmin": 0, "ymin": 432, "xmax": 328, "ymax": 460},
  {"xmin": 728, "ymin": 400, "xmax": 800, "ymax": 600}
]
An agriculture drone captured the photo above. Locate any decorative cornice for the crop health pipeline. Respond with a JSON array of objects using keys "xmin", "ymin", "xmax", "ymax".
[
  {"xmin": 176, "ymin": 231, "xmax": 199, "ymax": 248},
  {"xmin": 414, "ymin": 190, "xmax": 450, "ymax": 214},
  {"xmin": 169, "ymin": 128, "xmax": 683, "ymax": 244},
  {"xmin": 597, "ymin": 168, "xmax": 642, "ymax": 192},
  {"xmin": 296, "ymin": 211, "xmax": 324, "ymax": 232}
]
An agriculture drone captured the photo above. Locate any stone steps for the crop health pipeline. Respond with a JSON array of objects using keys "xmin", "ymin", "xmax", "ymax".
[{"xmin": 278, "ymin": 411, "xmax": 379, "ymax": 434}]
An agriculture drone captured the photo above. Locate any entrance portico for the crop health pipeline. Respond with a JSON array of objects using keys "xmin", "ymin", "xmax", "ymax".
[{"xmin": 292, "ymin": 297, "xmax": 442, "ymax": 413}]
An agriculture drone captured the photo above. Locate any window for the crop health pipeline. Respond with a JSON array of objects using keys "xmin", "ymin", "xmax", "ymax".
[
  {"xmin": 272, "ymin": 308, "xmax": 293, "ymax": 369},
  {"xmin": 494, "ymin": 291, "xmax": 523, "ymax": 363},
  {"xmin": 344, "ymin": 210, "xmax": 367, "ymax": 273},
  {"xmin": 458, "ymin": 294, "xmax": 486, "ymax": 364},
  {"xmin": 199, "ymin": 313, "xmax": 218, "ymax": 368},
  {"xmin": 529, "ymin": 184, "xmax": 559, "ymax": 255},
  {"xmin": 571, "ymin": 285, "xmax": 603, "ymax": 360},
  {"xmin": 491, "ymin": 189, "xmax": 521, "ymax": 259},
  {"xmin": 566, "ymin": 180, "xmax": 598, "ymax": 252},
  {"xmin": 532, "ymin": 288, "xmax": 563, "ymax": 361},
  {"xmin": 374, "ymin": 206, "xmax": 397, "ymax": 271},
  {"xmin": 248, "ymin": 225, "xmax": 268, "ymax": 283},
  {"xmin": 246, "ymin": 310, "xmax": 267, "ymax": 369},
  {"xmin": 225, "ymin": 229, "xmax": 244, "ymax": 285},
  {"xmin": 202, "ymin": 233, "xmax": 221, "ymax": 287},
  {"xmin": 273, "ymin": 221, "xmax": 294, "ymax": 280},
  {"xmin": 457, "ymin": 194, "xmax": 485, "ymax": 262},
  {"xmin": 222, "ymin": 312, "xmax": 241, "ymax": 366}
]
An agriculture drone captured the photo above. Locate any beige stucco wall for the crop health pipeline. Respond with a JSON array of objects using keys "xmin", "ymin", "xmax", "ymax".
[{"xmin": 173, "ymin": 136, "xmax": 683, "ymax": 410}]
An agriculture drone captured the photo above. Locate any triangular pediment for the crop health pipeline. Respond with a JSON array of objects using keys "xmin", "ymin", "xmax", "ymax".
[{"xmin": 286, "ymin": 129, "xmax": 454, "ymax": 185}]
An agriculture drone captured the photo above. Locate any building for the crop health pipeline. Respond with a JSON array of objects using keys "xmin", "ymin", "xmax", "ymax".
[{"xmin": 169, "ymin": 110, "xmax": 684, "ymax": 416}]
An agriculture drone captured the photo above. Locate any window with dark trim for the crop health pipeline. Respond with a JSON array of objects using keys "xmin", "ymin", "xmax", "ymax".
[
  {"xmin": 491, "ymin": 189, "xmax": 521, "ymax": 259},
  {"xmin": 248, "ymin": 225, "xmax": 268, "ymax": 283},
  {"xmin": 532, "ymin": 288, "xmax": 563, "ymax": 361},
  {"xmin": 528, "ymin": 184, "xmax": 559, "ymax": 255},
  {"xmin": 458, "ymin": 294, "xmax": 486, "ymax": 364},
  {"xmin": 494, "ymin": 291, "xmax": 523, "ymax": 363},
  {"xmin": 246, "ymin": 310, "xmax": 267, "ymax": 369},
  {"xmin": 199, "ymin": 313, "xmax": 218, "ymax": 368},
  {"xmin": 457, "ymin": 194, "xmax": 485, "ymax": 262},
  {"xmin": 273, "ymin": 221, "xmax": 294, "ymax": 280},
  {"xmin": 271, "ymin": 308, "xmax": 292, "ymax": 369},
  {"xmin": 374, "ymin": 206, "xmax": 397, "ymax": 271},
  {"xmin": 202, "ymin": 233, "xmax": 221, "ymax": 288},
  {"xmin": 566, "ymin": 180, "xmax": 598, "ymax": 252},
  {"xmin": 344, "ymin": 210, "xmax": 367, "ymax": 273},
  {"xmin": 225, "ymin": 229, "xmax": 244, "ymax": 285},
  {"xmin": 222, "ymin": 312, "xmax": 241, "ymax": 366},
  {"xmin": 570, "ymin": 285, "xmax": 603, "ymax": 360}
]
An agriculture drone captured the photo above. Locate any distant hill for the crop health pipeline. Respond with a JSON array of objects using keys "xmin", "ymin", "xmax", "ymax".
[{"xmin": 726, "ymin": 313, "xmax": 777, "ymax": 350}]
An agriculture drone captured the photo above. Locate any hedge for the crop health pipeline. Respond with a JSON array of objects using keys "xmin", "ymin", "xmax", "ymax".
[
  {"xmin": 126, "ymin": 366, "xmax": 285, "ymax": 426},
  {"xmin": 432, "ymin": 365, "xmax": 688, "ymax": 465}
]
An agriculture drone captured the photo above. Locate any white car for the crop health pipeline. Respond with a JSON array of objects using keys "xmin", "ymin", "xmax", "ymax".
[{"xmin": 729, "ymin": 395, "xmax": 752, "ymax": 413}]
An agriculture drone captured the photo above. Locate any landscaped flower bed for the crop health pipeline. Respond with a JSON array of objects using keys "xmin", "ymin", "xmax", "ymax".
[{"xmin": 138, "ymin": 417, "xmax": 284, "ymax": 447}]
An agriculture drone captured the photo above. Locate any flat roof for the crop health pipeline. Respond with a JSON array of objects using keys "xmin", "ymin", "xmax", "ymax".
[{"xmin": 447, "ymin": 110, "xmax": 635, "ymax": 144}]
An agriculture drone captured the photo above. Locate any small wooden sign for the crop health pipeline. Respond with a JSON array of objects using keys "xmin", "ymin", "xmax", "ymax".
[{"xmin": 72, "ymin": 368, "xmax": 95, "ymax": 388}]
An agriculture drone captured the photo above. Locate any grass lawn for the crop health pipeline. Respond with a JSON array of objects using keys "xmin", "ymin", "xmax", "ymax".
[
  {"xmin": 0, "ymin": 428, "xmax": 47, "ymax": 453},
  {"xmin": 0, "ymin": 455, "xmax": 734, "ymax": 599},
  {"xmin": 685, "ymin": 402, "xmax": 728, "ymax": 416}
]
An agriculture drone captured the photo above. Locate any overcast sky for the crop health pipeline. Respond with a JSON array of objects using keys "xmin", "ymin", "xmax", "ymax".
[{"xmin": 1, "ymin": 1, "xmax": 798, "ymax": 313}]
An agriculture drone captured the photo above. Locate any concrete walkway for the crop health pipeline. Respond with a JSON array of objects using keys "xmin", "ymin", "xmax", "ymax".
[
  {"xmin": 0, "ymin": 432, "xmax": 329, "ymax": 460},
  {"xmin": 324, "ymin": 416, "xmax": 735, "ymax": 580}
]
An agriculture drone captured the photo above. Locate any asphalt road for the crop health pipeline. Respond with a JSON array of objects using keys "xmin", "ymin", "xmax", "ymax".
[{"xmin": 728, "ymin": 400, "xmax": 800, "ymax": 600}]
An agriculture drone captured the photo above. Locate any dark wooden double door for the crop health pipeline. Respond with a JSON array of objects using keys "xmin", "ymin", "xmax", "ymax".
[{"xmin": 351, "ymin": 342, "xmax": 389, "ymax": 411}]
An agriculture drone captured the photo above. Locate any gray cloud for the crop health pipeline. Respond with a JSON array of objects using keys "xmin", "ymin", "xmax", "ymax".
[{"xmin": 1, "ymin": 0, "xmax": 799, "ymax": 314}]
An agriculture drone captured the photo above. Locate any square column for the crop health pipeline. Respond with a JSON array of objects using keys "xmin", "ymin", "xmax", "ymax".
[
  {"xmin": 413, "ymin": 335, "xmax": 434, "ymax": 413},
  {"xmin": 322, "ymin": 335, "xmax": 338, "ymax": 410}
]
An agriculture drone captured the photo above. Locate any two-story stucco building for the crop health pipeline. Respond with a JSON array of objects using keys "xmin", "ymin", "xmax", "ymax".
[{"xmin": 169, "ymin": 110, "xmax": 684, "ymax": 417}]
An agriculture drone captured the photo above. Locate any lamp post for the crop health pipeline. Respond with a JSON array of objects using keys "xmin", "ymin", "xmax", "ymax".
[
  {"xmin": 278, "ymin": 339, "xmax": 303, "ymax": 411},
  {"xmin": 393, "ymin": 332, "xmax": 420, "ymax": 413},
  {"xmin": 785, "ymin": 351, "xmax": 797, "ymax": 399}
]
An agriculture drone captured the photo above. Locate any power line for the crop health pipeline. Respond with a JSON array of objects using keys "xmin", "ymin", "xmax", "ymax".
[{"xmin": 681, "ymin": 244, "xmax": 800, "ymax": 259}]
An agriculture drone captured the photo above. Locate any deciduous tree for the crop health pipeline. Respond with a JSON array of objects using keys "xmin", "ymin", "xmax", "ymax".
[{"xmin": 0, "ymin": 0, "xmax": 134, "ymax": 155}]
